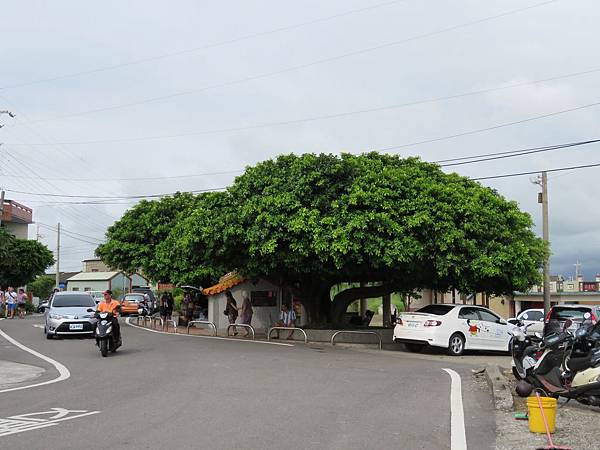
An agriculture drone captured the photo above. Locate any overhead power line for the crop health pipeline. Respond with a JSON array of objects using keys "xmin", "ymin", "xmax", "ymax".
[
  {"xmin": 8, "ymin": 0, "xmax": 560, "ymax": 125},
  {"xmin": 4, "ymin": 137, "xmax": 599, "ymax": 201},
  {"xmin": 0, "ymin": 0, "xmax": 408, "ymax": 91},
  {"xmin": 438, "ymin": 139, "xmax": 600, "ymax": 167},
  {"xmin": 6, "ymin": 65, "xmax": 600, "ymax": 147},
  {"xmin": 471, "ymin": 162, "xmax": 600, "ymax": 181}
]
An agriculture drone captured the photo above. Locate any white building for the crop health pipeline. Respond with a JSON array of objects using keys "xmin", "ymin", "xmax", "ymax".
[{"xmin": 203, "ymin": 273, "xmax": 305, "ymax": 332}]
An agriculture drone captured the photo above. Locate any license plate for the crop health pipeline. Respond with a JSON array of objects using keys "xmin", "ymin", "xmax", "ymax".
[
  {"xmin": 408, "ymin": 322, "xmax": 420, "ymax": 328},
  {"xmin": 69, "ymin": 323, "xmax": 84, "ymax": 330}
]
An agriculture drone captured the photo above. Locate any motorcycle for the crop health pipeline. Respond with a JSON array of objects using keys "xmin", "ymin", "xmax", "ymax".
[
  {"xmin": 512, "ymin": 316, "xmax": 600, "ymax": 407},
  {"xmin": 93, "ymin": 311, "xmax": 121, "ymax": 357}
]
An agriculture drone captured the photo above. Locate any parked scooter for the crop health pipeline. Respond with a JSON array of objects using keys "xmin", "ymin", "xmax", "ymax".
[
  {"xmin": 93, "ymin": 310, "xmax": 121, "ymax": 357},
  {"xmin": 137, "ymin": 300, "xmax": 150, "ymax": 316},
  {"xmin": 512, "ymin": 316, "xmax": 600, "ymax": 407}
]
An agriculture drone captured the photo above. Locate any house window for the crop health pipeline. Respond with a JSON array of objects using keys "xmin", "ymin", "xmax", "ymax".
[
  {"xmin": 72, "ymin": 287, "xmax": 80, "ymax": 291},
  {"xmin": 251, "ymin": 290, "xmax": 277, "ymax": 307},
  {"xmin": 84, "ymin": 287, "xmax": 91, "ymax": 292}
]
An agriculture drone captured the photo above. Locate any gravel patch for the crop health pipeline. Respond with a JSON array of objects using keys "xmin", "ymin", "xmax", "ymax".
[{"xmin": 495, "ymin": 369, "xmax": 600, "ymax": 450}]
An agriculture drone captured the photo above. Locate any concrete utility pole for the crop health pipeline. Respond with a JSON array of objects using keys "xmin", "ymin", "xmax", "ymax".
[
  {"xmin": 55, "ymin": 223, "xmax": 61, "ymax": 290},
  {"xmin": 535, "ymin": 172, "xmax": 551, "ymax": 316},
  {"xmin": 0, "ymin": 189, "xmax": 4, "ymax": 227}
]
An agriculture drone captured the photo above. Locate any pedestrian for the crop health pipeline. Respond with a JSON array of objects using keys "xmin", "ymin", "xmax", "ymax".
[
  {"xmin": 224, "ymin": 291, "xmax": 238, "ymax": 335},
  {"xmin": 17, "ymin": 288, "xmax": 27, "ymax": 319},
  {"xmin": 6, "ymin": 286, "xmax": 17, "ymax": 319},
  {"xmin": 275, "ymin": 303, "xmax": 296, "ymax": 340},
  {"xmin": 237, "ymin": 291, "xmax": 253, "ymax": 337},
  {"xmin": 166, "ymin": 292, "xmax": 174, "ymax": 320},
  {"xmin": 159, "ymin": 292, "xmax": 169, "ymax": 322},
  {"xmin": 0, "ymin": 289, "xmax": 5, "ymax": 318}
]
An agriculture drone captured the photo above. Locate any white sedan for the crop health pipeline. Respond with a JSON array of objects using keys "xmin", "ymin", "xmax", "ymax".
[{"xmin": 393, "ymin": 304, "xmax": 517, "ymax": 356}]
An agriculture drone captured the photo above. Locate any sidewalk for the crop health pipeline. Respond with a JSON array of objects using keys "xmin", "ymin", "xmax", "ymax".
[
  {"xmin": 0, "ymin": 360, "xmax": 45, "ymax": 390},
  {"xmin": 493, "ymin": 367, "xmax": 600, "ymax": 450}
]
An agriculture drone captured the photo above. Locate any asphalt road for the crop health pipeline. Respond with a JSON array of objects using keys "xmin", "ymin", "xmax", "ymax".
[{"xmin": 0, "ymin": 315, "xmax": 497, "ymax": 450}]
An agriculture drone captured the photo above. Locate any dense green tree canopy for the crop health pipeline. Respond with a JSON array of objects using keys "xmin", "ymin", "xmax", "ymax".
[
  {"xmin": 98, "ymin": 153, "xmax": 546, "ymax": 325},
  {"xmin": 27, "ymin": 275, "xmax": 55, "ymax": 299},
  {"xmin": 96, "ymin": 192, "xmax": 202, "ymax": 281},
  {"xmin": 0, "ymin": 229, "xmax": 55, "ymax": 288}
]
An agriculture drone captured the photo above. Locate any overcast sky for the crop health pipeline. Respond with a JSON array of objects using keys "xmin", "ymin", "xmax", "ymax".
[{"xmin": 1, "ymin": 0, "xmax": 599, "ymax": 279}]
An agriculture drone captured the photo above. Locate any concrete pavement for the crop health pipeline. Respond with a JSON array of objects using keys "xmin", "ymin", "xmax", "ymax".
[{"xmin": 1, "ymin": 315, "xmax": 497, "ymax": 449}]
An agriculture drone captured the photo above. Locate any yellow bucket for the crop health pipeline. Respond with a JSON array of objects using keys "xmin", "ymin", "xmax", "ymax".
[{"xmin": 527, "ymin": 395, "xmax": 557, "ymax": 433}]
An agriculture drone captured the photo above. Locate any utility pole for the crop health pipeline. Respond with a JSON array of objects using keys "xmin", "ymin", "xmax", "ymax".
[
  {"xmin": 534, "ymin": 172, "xmax": 551, "ymax": 316},
  {"xmin": 55, "ymin": 223, "xmax": 61, "ymax": 290},
  {"xmin": 0, "ymin": 189, "xmax": 4, "ymax": 227}
]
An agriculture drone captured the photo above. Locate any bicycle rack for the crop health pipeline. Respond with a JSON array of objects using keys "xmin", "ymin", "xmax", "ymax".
[
  {"xmin": 267, "ymin": 327, "xmax": 308, "ymax": 344},
  {"xmin": 152, "ymin": 317, "xmax": 163, "ymax": 329},
  {"xmin": 226, "ymin": 324, "xmax": 255, "ymax": 340},
  {"xmin": 186, "ymin": 320, "xmax": 217, "ymax": 336},
  {"xmin": 331, "ymin": 330, "xmax": 382, "ymax": 350},
  {"xmin": 165, "ymin": 319, "xmax": 177, "ymax": 333}
]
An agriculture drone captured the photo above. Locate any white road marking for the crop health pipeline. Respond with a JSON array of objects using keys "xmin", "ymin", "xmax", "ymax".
[
  {"xmin": 0, "ymin": 408, "xmax": 100, "ymax": 437},
  {"xmin": 32, "ymin": 324, "xmax": 45, "ymax": 329},
  {"xmin": 443, "ymin": 368, "xmax": 468, "ymax": 450},
  {"xmin": 126, "ymin": 318, "xmax": 294, "ymax": 346},
  {"xmin": 0, "ymin": 328, "xmax": 71, "ymax": 394}
]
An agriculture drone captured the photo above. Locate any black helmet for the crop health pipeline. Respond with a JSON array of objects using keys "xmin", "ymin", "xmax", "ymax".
[{"xmin": 515, "ymin": 380, "xmax": 534, "ymax": 397}]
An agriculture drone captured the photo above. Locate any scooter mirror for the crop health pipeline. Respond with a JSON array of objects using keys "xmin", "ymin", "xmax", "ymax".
[
  {"xmin": 563, "ymin": 319, "xmax": 573, "ymax": 331},
  {"xmin": 584, "ymin": 312, "xmax": 592, "ymax": 320},
  {"xmin": 86, "ymin": 308, "xmax": 94, "ymax": 313}
]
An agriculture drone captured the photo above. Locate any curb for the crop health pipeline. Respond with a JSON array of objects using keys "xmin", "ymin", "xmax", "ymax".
[{"xmin": 484, "ymin": 365, "xmax": 514, "ymax": 411}]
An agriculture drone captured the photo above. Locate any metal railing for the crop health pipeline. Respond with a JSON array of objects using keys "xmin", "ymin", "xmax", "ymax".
[
  {"xmin": 144, "ymin": 316, "xmax": 153, "ymax": 327},
  {"xmin": 267, "ymin": 327, "xmax": 308, "ymax": 344},
  {"xmin": 152, "ymin": 317, "xmax": 163, "ymax": 329},
  {"xmin": 331, "ymin": 330, "xmax": 382, "ymax": 350},
  {"xmin": 164, "ymin": 319, "xmax": 177, "ymax": 333},
  {"xmin": 186, "ymin": 320, "xmax": 217, "ymax": 336},
  {"xmin": 226, "ymin": 324, "xmax": 255, "ymax": 340}
]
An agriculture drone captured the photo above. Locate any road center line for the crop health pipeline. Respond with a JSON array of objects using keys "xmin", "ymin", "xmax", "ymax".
[
  {"xmin": 0, "ymin": 328, "xmax": 71, "ymax": 394},
  {"xmin": 125, "ymin": 318, "xmax": 294, "ymax": 346},
  {"xmin": 443, "ymin": 368, "xmax": 468, "ymax": 450}
]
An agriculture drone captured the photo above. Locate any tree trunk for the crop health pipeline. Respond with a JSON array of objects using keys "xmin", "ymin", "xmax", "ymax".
[{"xmin": 330, "ymin": 283, "xmax": 398, "ymax": 327}]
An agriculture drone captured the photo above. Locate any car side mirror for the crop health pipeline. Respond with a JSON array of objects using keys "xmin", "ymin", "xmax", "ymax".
[
  {"xmin": 521, "ymin": 313, "xmax": 529, "ymax": 320},
  {"xmin": 497, "ymin": 319, "xmax": 507, "ymax": 325},
  {"xmin": 539, "ymin": 317, "xmax": 544, "ymax": 321}
]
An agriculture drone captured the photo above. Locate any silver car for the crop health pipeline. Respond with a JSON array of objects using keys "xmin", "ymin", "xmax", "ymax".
[{"xmin": 44, "ymin": 292, "xmax": 97, "ymax": 339}]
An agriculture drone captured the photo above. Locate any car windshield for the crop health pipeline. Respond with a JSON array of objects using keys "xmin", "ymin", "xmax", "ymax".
[
  {"xmin": 417, "ymin": 305, "xmax": 454, "ymax": 316},
  {"xmin": 550, "ymin": 307, "xmax": 590, "ymax": 322},
  {"xmin": 522, "ymin": 311, "xmax": 544, "ymax": 321},
  {"xmin": 124, "ymin": 295, "xmax": 143, "ymax": 302},
  {"xmin": 52, "ymin": 295, "xmax": 95, "ymax": 308}
]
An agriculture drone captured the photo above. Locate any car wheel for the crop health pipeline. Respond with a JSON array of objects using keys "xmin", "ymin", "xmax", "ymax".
[
  {"xmin": 447, "ymin": 333, "xmax": 465, "ymax": 356},
  {"xmin": 46, "ymin": 332, "xmax": 53, "ymax": 340},
  {"xmin": 405, "ymin": 343, "xmax": 425, "ymax": 353}
]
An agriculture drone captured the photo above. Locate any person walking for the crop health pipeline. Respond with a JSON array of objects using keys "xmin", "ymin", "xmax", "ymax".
[
  {"xmin": 6, "ymin": 286, "xmax": 17, "ymax": 319},
  {"xmin": 225, "ymin": 291, "xmax": 238, "ymax": 335},
  {"xmin": 17, "ymin": 288, "xmax": 27, "ymax": 319},
  {"xmin": 166, "ymin": 292, "xmax": 174, "ymax": 320},
  {"xmin": 0, "ymin": 289, "xmax": 5, "ymax": 318},
  {"xmin": 159, "ymin": 292, "xmax": 170, "ymax": 322},
  {"xmin": 237, "ymin": 291, "xmax": 253, "ymax": 337}
]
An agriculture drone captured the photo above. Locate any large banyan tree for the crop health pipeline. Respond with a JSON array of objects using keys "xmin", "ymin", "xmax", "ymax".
[{"xmin": 97, "ymin": 152, "xmax": 546, "ymax": 326}]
